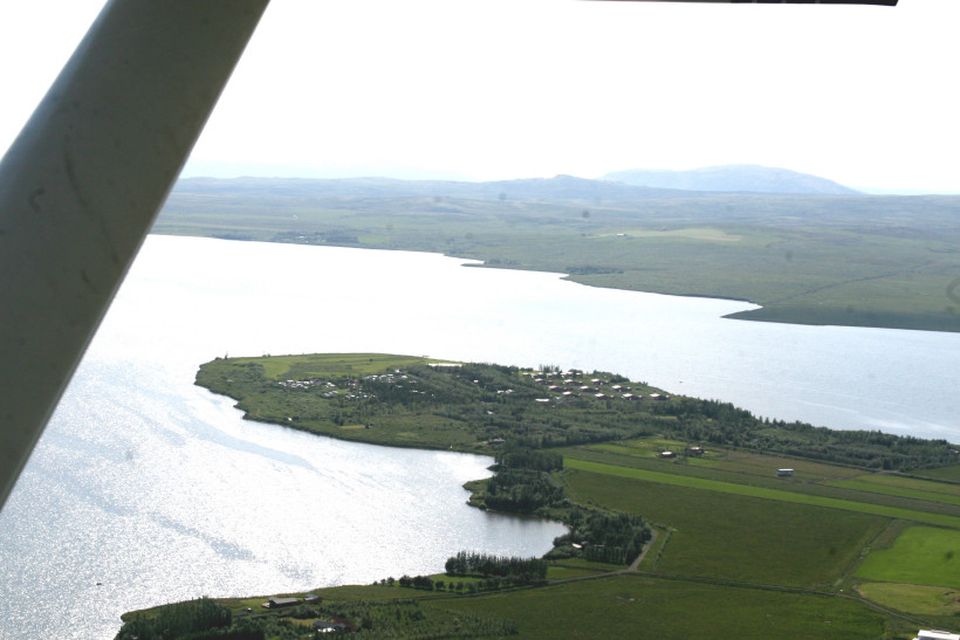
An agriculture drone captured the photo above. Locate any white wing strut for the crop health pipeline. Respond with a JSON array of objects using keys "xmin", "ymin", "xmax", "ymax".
[{"xmin": 0, "ymin": 0, "xmax": 269, "ymax": 510}]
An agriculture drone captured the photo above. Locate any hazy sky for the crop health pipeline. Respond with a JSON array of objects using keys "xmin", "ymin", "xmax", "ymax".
[{"xmin": 1, "ymin": 1, "xmax": 958, "ymax": 192}]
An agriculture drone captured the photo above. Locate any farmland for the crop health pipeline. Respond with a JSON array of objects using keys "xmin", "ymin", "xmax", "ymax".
[
  {"xmin": 857, "ymin": 526, "xmax": 960, "ymax": 589},
  {"xmin": 118, "ymin": 354, "xmax": 960, "ymax": 639},
  {"xmin": 434, "ymin": 576, "xmax": 889, "ymax": 640},
  {"xmin": 563, "ymin": 458, "xmax": 960, "ymax": 528},
  {"xmin": 563, "ymin": 465, "xmax": 887, "ymax": 589}
]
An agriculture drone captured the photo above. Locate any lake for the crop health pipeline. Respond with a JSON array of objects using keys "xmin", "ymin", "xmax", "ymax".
[{"xmin": 1, "ymin": 235, "xmax": 959, "ymax": 639}]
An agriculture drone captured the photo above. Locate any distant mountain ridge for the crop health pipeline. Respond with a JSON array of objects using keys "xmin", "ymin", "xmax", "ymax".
[
  {"xmin": 172, "ymin": 174, "xmax": 692, "ymax": 204},
  {"xmin": 602, "ymin": 165, "xmax": 858, "ymax": 195},
  {"xmin": 175, "ymin": 166, "xmax": 857, "ymax": 202}
]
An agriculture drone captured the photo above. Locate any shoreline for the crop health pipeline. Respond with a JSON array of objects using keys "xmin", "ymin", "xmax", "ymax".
[{"xmin": 149, "ymin": 232, "xmax": 959, "ymax": 335}]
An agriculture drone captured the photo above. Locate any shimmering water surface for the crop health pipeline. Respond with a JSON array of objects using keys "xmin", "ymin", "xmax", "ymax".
[{"xmin": 2, "ymin": 235, "xmax": 959, "ymax": 639}]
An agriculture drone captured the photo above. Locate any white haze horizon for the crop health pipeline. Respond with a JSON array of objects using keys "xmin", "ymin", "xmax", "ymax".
[{"xmin": 2, "ymin": 1, "xmax": 960, "ymax": 195}]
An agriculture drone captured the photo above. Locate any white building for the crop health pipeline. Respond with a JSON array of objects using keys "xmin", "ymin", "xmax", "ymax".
[{"xmin": 915, "ymin": 630, "xmax": 960, "ymax": 640}]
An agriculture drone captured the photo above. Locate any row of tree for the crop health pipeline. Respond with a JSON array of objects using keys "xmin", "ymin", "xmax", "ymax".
[{"xmin": 444, "ymin": 551, "xmax": 548, "ymax": 582}]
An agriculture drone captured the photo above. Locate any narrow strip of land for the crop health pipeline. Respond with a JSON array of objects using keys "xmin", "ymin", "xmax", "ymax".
[{"xmin": 565, "ymin": 457, "xmax": 960, "ymax": 529}]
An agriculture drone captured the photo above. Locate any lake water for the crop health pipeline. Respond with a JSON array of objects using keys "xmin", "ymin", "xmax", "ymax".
[{"xmin": 2, "ymin": 235, "xmax": 959, "ymax": 639}]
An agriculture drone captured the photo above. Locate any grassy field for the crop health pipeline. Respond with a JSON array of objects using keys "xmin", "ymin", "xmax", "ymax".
[
  {"xmin": 154, "ymin": 177, "xmax": 960, "ymax": 333},
  {"xmin": 564, "ymin": 444, "xmax": 960, "ymax": 628},
  {"xmin": 857, "ymin": 582, "xmax": 960, "ymax": 617},
  {"xmin": 857, "ymin": 526, "xmax": 960, "ymax": 589},
  {"xmin": 228, "ymin": 353, "xmax": 434, "ymax": 380},
  {"xmin": 831, "ymin": 476, "xmax": 960, "ymax": 508},
  {"xmin": 433, "ymin": 575, "xmax": 893, "ymax": 640},
  {"xmin": 917, "ymin": 466, "xmax": 960, "ymax": 482},
  {"xmin": 564, "ymin": 467, "xmax": 886, "ymax": 589},
  {"xmin": 566, "ymin": 442, "xmax": 960, "ymax": 518},
  {"xmin": 583, "ymin": 440, "xmax": 864, "ymax": 481},
  {"xmin": 565, "ymin": 458, "xmax": 960, "ymax": 529}
]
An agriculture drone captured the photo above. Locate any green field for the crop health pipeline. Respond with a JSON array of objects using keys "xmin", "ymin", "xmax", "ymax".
[
  {"xmin": 565, "ymin": 467, "xmax": 886, "ymax": 588},
  {"xmin": 858, "ymin": 582, "xmax": 960, "ymax": 617},
  {"xmin": 831, "ymin": 476, "xmax": 960, "ymax": 508},
  {"xmin": 228, "ymin": 352, "xmax": 434, "ymax": 380},
  {"xmin": 857, "ymin": 526, "xmax": 960, "ymax": 589},
  {"xmin": 565, "ymin": 458, "xmax": 960, "ymax": 529},
  {"xmin": 917, "ymin": 465, "xmax": 960, "ymax": 482},
  {"xmin": 434, "ymin": 575, "xmax": 891, "ymax": 640},
  {"xmin": 583, "ymin": 440, "xmax": 864, "ymax": 481},
  {"xmin": 567, "ymin": 442, "xmax": 960, "ymax": 520}
]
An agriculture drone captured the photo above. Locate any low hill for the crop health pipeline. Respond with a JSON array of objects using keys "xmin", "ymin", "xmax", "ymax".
[{"xmin": 603, "ymin": 165, "xmax": 859, "ymax": 195}]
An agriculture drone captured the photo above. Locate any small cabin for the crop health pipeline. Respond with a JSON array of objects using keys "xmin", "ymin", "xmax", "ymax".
[
  {"xmin": 659, "ymin": 450, "xmax": 676, "ymax": 459},
  {"xmin": 263, "ymin": 597, "xmax": 300, "ymax": 609},
  {"xmin": 776, "ymin": 468, "xmax": 795, "ymax": 478}
]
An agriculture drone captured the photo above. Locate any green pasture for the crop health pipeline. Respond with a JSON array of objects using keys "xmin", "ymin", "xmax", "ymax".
[
  {"xmin": 565, "ymin": 458, "xmax": 960, "ymax": 528},
  {"xmin": 918, "ymin": 465, "xmax": 960, "ymax": 482},
  {"xmin": 546, "ymin": 565, "xmax": 607, "ymax": 580},
  {"xmin": 226, "ymin": 352, "xmax": 432, "ymax": 380},
  {"xmin": 431, "ymin": 574, "xmax": 890, "ymax": 640},
  {"xmin": 565, "ymin": 468, "xmax": 886, "ymax": 588},
  {"xmin": 568, "ymin": 446, "xmax": 960, "ymax": 521},
  {"xmin": 857, "ymin": 526, "xmax": 960, "ymax": 589},
  {"xmin": 547, "ymin": 557, "xmax": 622, "ymax": 573},
  {"xmin": 584, "ymin": 439, "xmax": 863, "ymax": 481},
  {"xmin": 831, "ymin": 476, "xmax": 960, "ymax": 508},
  {"xmin": 858, "ymin": 582, "xmax": 960, "ymax": 616}
]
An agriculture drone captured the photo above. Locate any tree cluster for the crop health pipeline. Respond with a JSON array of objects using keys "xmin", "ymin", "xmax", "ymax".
[
  {"xmin": 444, "ymin": 551, "xmax": 548, "ymax": 582},
  {"xmin": 552, "ymin": 509, "xmax": 650, "ymax": 565},
  {"xmin": 115, "ymin": 598, "xmax": 234, "ymax": 640},
  {"xmin": 485, "ymin": 469, "xmax": 564, "ymax": 513},
  {"xmin": 496, "ymin": 447, "xmax": 563, "ymax": 472}
]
